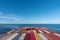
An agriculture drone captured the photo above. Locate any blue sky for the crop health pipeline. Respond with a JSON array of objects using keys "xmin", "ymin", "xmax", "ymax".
[{"xmin": 0, "ymin": 0, "xmax": 60, "ymax": 24}]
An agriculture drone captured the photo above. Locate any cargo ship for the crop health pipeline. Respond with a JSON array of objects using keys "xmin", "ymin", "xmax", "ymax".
[{"xmin": 0, "ymin": 27, "xmax": 60, "ymax": 40}]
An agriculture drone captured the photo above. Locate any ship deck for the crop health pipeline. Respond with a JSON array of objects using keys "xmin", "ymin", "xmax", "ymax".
[{"xmin": 0, "ymin": 27, "xmax": 60, "ymax": 40}]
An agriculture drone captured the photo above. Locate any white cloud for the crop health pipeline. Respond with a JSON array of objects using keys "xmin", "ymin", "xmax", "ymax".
[
  {"xmin": 0, "ymin": 12, "xmax": 60, "ymax": 24},
  {"xmin": 0, "ymin": 14, "xmax": 24, "ymax": 24},
  {"xmin": 0, "ymin": 16, "xmax": 17, "ymax": 20},
  {"xmin": 0, "ymin": 15, "xmax": 23, "ymax": 21}
]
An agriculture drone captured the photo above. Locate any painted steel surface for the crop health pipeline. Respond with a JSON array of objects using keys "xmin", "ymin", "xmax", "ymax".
[
  {"xmin": 33, "ymin": 30, "xmax": 42, "ymax": 40},
  {"xmin": 0, "ymin": 27, "xmax": 60, "ymax": 40},
  {"xmin": 19, "ymin": 33, "xmax": 26, "ymax": 40},
  {"xmin": 7, "ymin": 33, "xmax": 18, "ymax": 40},
  {"xmin": 38, "ymin": 33, "xmax": 48, "ymax": 40}
]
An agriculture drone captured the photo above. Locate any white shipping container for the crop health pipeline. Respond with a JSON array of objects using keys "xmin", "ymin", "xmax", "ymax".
[
  {"xmin": 43, "ymin": 30, "xmax": 50, "ymax": 34},
  {"xmin": 7, "ymin": 33, "xmax": 18, "ymax": 40},
  {"xmin": 19, "ymin": 33, "xmax": 26, "ymax": 40},
  {"xmin": 38, "ymin": 33, "xmax": 48, "ymax": 40},
  {"xmin": 38, "ymin": 30, "xmax": 43, "ymax": 33},
  {"xmin": 33, "ymin": 30, "xmax": 36, "ymax": 32},
  {"xmin": 54, "ymin": 33, "xmax": 60, "ymax": 37}
]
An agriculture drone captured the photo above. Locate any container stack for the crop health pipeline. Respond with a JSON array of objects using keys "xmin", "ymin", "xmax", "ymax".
[
  {"xmin": 19, "ymin": 33, "xmax": 26, "ymax": 40},
  {"xmin": 0, "ymin": 27, "xmax": 60, "ymax": 40}
]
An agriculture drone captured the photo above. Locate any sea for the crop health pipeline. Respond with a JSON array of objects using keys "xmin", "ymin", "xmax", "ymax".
[{"xmin": 0, "ymin": 24, "xmax": 60, "ymax": 34}]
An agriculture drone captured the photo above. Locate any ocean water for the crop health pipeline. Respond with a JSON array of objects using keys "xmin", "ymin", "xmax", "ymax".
[{"xmin": 0, "ymin": 24, "xmax": 60, "ymax": 34}]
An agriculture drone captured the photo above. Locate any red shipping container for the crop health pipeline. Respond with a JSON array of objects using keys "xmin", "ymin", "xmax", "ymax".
[
  {"xmin": 24, "ymin": 33, "xmax": 30, "ymax": 40},
  {"xmin": 24, "ymin": 30, "xmax": 30, "ymax": 40},
  {"xmin": 30, "ymin": 33, "xmax": 36, "ymax": 40},
  {"xmin": 42, "ymin": 30, "xmax": 60, "ymax": 40},
  {"xmin": 26, "ymin": 30, "xmax": 30, "ymax": 33}
]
